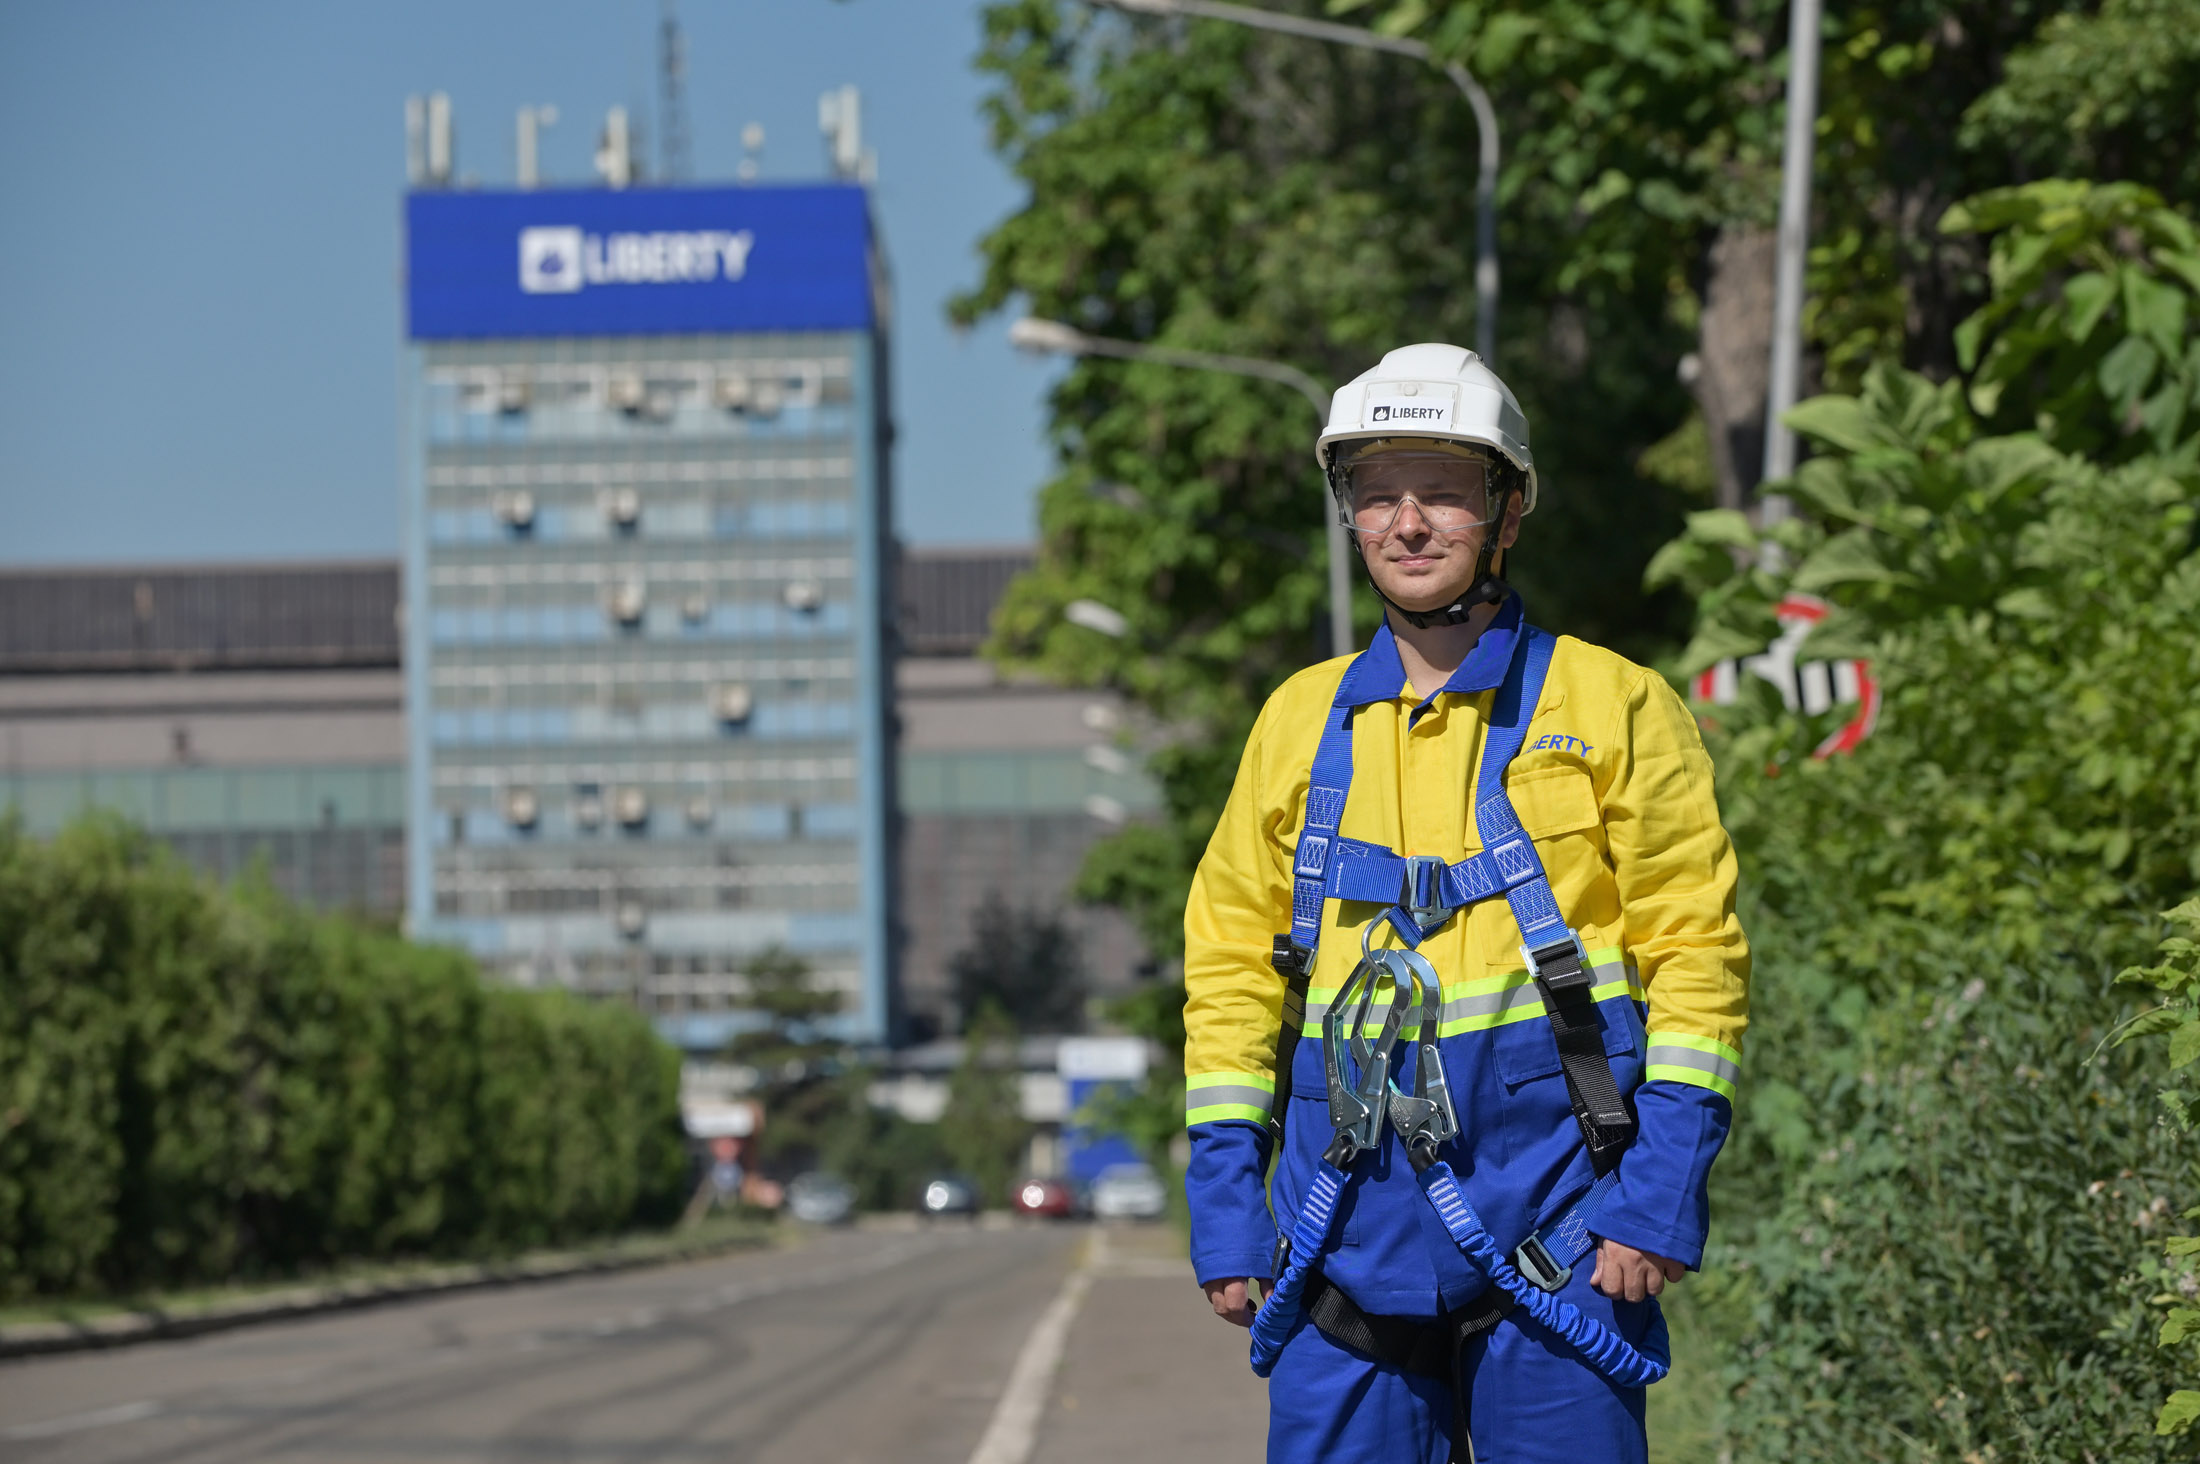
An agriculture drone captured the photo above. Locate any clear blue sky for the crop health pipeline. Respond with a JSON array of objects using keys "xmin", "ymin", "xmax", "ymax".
[{"xmin": 0, "ymin": 0, "xmax": 1059, "ymax": 565}]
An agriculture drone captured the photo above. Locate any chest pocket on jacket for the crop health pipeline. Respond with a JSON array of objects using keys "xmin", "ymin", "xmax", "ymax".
[
  {"xmin": 1504, "ymin": 763, "xmax": 1601, "ymax": 841},
  {"xmin": 1480, "ymin": 763, "xmax": 1632, "ymax": 1086},
  {"xmin": 1474, "ymin": 764, "xmax": 1603, "ymax": 972}
]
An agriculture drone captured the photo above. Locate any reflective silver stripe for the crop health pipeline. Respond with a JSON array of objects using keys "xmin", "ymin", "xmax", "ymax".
[
  {"xmin": 1644, "ymin": 1043, "xmax": 1740, "ymax": 1089},
  {"xmin": 1183, "ymin": 1083, "xmax": 1278, "ymax": 1117}
]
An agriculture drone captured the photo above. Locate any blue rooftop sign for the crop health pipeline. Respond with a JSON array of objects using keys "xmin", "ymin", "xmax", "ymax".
[{"xmin": 406, "ymin": 185, "xmax": 874, "ymax": 340}]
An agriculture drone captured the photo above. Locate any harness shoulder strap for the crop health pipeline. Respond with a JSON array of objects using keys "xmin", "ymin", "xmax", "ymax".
[
  {"xmin": 1267, "ymin": 669, "xmax": 1367, "ymax": 1139},
  {"xmin": 1475, "ymin": 627, "xmax": 1636, "ymax": 1176}
]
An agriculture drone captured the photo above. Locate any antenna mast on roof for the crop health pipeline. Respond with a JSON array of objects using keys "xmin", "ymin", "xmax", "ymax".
[{"xmin": 658, "ymin": 0, "xmax": 691, "ymax": 182}]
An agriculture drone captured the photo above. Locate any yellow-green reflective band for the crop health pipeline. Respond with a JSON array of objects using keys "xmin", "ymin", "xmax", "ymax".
[
  {"xmin": 1186, "ymin": 1102, "xmax": 1274, "ymax": 1127},
  {"xmin": 1302, "ymin": 951, "xmax": 1634, "ymax": 1038},
  {"xmin": 1645, "ymin": 1047, "xmax": 1739, "ymax": 1102},
  {"xmin": 1184, "ymin": 1073, "xmax": 1277, "ymax": 1128}
]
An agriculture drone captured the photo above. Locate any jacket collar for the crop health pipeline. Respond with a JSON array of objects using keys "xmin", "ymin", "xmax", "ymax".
[{"xmin": 1333, "ymin": 591, "xmax": 1525, "ymax": 718}]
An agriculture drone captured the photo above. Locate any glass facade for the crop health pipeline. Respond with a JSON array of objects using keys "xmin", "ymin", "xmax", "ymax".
[
  {"xmin": 2, "ymin": 763, "xmax": 405, "ymax": 913},
  {"xmin": 403, "ymin": 323, "xmax": 895, "ymax": 1045}
]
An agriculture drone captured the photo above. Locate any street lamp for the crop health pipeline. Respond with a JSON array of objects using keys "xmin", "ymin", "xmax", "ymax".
[
  {"xmin": 1758, "ymin": 0, "xmax": 1823, "ymax": 527},
  {"xmin": 1092, "ymin": 0, "xmax": 1500, "ymax": 364},
  {"xmin": 1009, "ymin": 316, "xmax": 1354, "ymax": 658}
]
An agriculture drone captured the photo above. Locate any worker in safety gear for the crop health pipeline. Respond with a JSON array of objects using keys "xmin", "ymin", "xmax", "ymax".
[{"xmin": 1182, "ymin": 343, "xmax": 1749, "ymax": 1463}]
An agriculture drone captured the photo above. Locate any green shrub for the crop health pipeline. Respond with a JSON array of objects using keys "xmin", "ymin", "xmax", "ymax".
[
  {"xmin": 0, "ymin": 816, "xmax": 685, "ymax": 1300},
  {"xmin": 1650, "ymin": 180, "xmax": 2200, "ymax": 1457}
]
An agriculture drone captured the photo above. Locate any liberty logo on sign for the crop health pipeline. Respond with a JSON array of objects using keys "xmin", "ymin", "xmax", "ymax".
[
  {"xmin": 518, "ymin": 228, "xmax": 584, "ymax": 294},
  {"xmin": 518, "ymin": 225, "xmax": 756, "ymax": 294}
]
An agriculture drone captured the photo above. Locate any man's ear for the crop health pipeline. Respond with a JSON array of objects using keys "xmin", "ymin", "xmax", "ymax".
[{"xmin": 1495, "ymin": 492, "xmax": 1525, "ymax": 552}]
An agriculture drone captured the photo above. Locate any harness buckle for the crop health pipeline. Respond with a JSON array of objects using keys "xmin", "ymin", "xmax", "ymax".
[
  {"xmin": 1521, "ymin": 929, "xmax": 1592, "ymax": 994},
  {"xmin": 1401, "ymin": 854, "xmax": 1451, "ymax": 930},
  {"xmin": 1513, "ymin": 1233, "xmax": 1572, "ymax": 1293}
]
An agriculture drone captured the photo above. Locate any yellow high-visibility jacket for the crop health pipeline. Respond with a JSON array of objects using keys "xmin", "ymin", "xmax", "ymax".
[{"xmin": 1181, "ymin": 602, "xmax": 1749, "ymax": 1312}]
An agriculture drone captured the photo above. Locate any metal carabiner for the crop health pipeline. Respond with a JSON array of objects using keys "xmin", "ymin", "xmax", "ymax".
[
  {"xmin": 1372, "ymin": 948, "xmax": 1460, "ymax": 1165},
  {"xmin": 1322, "ymin": 954, "xmax": 1411, "ymax": 1163}
]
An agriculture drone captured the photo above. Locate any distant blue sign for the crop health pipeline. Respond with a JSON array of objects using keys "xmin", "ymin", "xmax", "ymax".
[{"xmin": 406, "ymin": 185, "xmax": 874, "ymax": 339}]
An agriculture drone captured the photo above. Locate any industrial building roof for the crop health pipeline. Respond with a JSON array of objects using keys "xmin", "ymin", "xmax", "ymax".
[
  {"xmin": 0, "ymin": 547, "xmax": 1031, "ymax": 672},
  {"xmin": 897, "ymin": 547, "xmax": 1033, "ymax": 657},
  {"xmin": 0, "ymin": 562, "xmax": 402, "ymax": 674}
]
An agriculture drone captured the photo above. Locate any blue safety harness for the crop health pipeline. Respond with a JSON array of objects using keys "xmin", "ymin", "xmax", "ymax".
[{"xmin": 1249, "ymin": 622, "xmax": 1670, "ymax": 1388}]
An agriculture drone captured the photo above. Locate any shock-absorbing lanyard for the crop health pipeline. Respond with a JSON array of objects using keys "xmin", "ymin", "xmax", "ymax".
[{"xmin": 1249, "ymin": 925, "xmax": 1669, "ymax": 1388}]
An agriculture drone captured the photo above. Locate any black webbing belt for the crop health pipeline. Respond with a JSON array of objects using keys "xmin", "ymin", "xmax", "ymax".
[
  {"xmin": 1525, "ymin": 938, "xmax": 1635, "ymax": 1177},
  {"xmin": 1306, "ymin": 1270, "xmax": 1511, "ymax": 1461}
]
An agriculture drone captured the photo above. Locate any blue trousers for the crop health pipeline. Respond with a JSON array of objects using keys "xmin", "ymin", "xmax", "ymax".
[{"xmin": 1263, "ymin": 1268, "xmax": 1653, "ymax": 1464}]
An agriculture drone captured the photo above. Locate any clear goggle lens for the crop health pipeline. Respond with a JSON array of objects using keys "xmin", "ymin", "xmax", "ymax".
[{"xmin": 1338, "ymin": 453, "xmax": 1495, "ymax": 537}]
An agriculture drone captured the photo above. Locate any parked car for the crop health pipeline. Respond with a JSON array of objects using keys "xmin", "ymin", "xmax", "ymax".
[
  {"xmin": 1088, "ymin": 1162, "xmax": 1168, "ymax": 1220},
  {"xmin": 918, "ymin": 1175, "xmax": 978, "ymax": 1218},
  {"xmin": 1012, "ymin": 1177, "xmax": 1078, "ymax": 1219},
  {"xmin": 786, "ymin": 1172, "xmax": 855, "ymax": 1226}
]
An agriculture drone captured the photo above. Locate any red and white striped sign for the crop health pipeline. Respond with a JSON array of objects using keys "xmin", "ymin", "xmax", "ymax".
[{"xmin": 1689, "ymin": 592, "xmax": 1880, "ymax": 758}]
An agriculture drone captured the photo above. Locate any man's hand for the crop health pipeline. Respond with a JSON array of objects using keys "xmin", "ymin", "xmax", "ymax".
[
  {"xmin": 1590, "ymin": 1240, "xmax": 1686, "ymax": 1302},
  {"xmin": 1202, "ymin": 1276, "xmax": 1265, "ymax": 1327}
]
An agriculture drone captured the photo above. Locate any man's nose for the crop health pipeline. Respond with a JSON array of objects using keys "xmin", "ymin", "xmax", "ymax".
[{"xmin": 1392, "ymin": 497, "xmax": 1431, "ymax": 536}]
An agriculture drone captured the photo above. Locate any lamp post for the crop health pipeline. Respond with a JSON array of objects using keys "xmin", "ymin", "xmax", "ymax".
[
  {"xmin": 1009, "ymin": 316, "xmax": 1354, "ymax": 658},
  {"xmin": 1757, "ymin": 0, "xmax": 1824, "ymax": 529},
  {"xmin": 1093, "ymin": 0, "xmax": 1500, "ymax": 364}
]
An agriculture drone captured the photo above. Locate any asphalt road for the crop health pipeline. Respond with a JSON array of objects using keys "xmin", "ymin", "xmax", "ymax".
[{"xmin": 0, "ymin": 1224, "xmax": 1112, "ymax": 1464}]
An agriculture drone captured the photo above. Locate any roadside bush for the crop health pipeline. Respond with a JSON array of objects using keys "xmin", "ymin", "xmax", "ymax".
[
  {"xmin": 0, "ymin": 816, "xmax": 686, "ymax": 1300},
  {"xmin": 1652, "ymin": 181, "xmax": 2200, "ymax": 1457}
]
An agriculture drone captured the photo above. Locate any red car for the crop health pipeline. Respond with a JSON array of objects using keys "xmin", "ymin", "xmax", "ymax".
[{"xmin": 1012, "ymin": 1177, "xmax": 1078, "ymax": 1219}]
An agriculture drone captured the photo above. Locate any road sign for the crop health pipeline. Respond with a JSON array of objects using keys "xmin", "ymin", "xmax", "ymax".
[{"xmin": 1689, "ymin": 592, "xmax": 1880, "ymax": 758}]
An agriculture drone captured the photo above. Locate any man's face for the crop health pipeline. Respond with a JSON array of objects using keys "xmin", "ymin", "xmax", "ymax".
[{"xmin": 1343, "ymin": 448, "xmax": 1523, "ymax": 612}]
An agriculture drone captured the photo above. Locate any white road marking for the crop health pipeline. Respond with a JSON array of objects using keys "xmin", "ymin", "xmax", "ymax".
[
  {"xmin": 965, "ymin": 1238, "xmax": 1097, "ymax": 1464},
  {"xmin": 3, "ymin": 1399, "xmax": 163, "ymax": 1440}
]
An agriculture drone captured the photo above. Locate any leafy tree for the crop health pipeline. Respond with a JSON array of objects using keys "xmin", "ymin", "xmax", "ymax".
[
  {"xmin": 722, "ymin": 945, "xmax": 847, "ymax": 1177},
  {"xmin": 1647, "ymin": 180, "xmax": 2200, "ymax": 1457},
  {"xmin": 1354, "ymin": 0, "xmax": 2200, "ymax": 487},
  {"xmin": 1964, "ymin": 0, "xmax": 2200, "ymax": 207},
  {"xmin": 939, "ymin": 1004, "xmax": 1031, "ymax": 1206},
  {"xmin": 814, "ymin": 1068, "xmax": 952, "ymax": 1212},
  {"xmin": 948, "ymin": 895, "xmax": 1089, "ymax": 1034}
]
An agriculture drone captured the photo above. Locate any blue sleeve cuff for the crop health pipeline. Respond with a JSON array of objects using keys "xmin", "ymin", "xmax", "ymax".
[
  {"xmin": 1593, "ymin": 1079, "xmax": 1733, "ymax": 1270},
  {"xmin": 1185, "ymin": 1119, "xmax": 1277, "ymax": 1285}
]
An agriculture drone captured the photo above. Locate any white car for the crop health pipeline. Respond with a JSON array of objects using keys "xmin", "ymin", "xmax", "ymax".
[
  {"xmin": 1088, "ymin": 1162, "xmax": 1168, "ymax": 1220},
  {"xmin": 786, "ymin": 1172, "xmax": 855, "ymax": 1225}
]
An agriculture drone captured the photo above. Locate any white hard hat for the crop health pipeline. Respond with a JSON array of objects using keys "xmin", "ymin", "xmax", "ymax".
[{"xmin": 1315, "ymin": 343, "xmax": 1538, "ymax": 514}]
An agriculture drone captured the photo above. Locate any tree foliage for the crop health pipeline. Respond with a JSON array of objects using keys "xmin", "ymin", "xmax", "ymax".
[
  {"xmin": 948, "ymin": 894, "xmax": 1089, "ymax": 1034},
  {"xmin": 722, "ymin": 944, "xmax": 847, "ymax": 1178},
  {"xmin": 939, "ymin": 1005, "xmax": 1032, "ymax": 1207},
  {"xmin": 963, "ymin": 0, "xmax": 1701, "ymax": 951},
  {"xmin": 0, "ymin": 817, "xmax": 687, "ymax": 1300},
  {"xmin": 1651, "ymin": 180, "xmax": 2200, "ymax": 1457},
  {"xmin": 2116, "ymin": 902, "xmax": 2200, "ymax": 1438}
]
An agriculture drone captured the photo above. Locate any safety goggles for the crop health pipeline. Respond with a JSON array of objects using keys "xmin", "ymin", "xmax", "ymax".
[{"xmin": 1336, "ymin": 452, "xmax": 1497, "ymax": 538}]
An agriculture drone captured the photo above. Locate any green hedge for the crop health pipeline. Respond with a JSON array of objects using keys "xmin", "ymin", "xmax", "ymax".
[{"xmin": 0, "ymin": 816, "xmax": 687, "ymax": 1301}]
